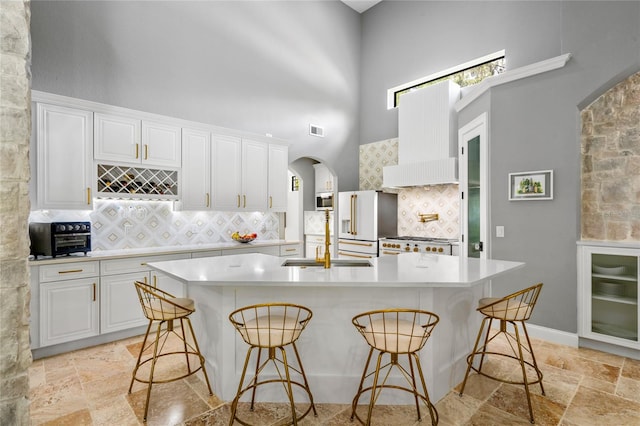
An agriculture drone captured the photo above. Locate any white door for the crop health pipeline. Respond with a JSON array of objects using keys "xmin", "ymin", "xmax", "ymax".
[
  {"xmin": 242, "ymin": 139, "xmax": 268, "ymax": 211},
  {"xmin": 181, "ymin": 128, "xmax": 211, "ymax": 210},
  {"xmin": 338, "ymin": 191, "xmax": 354, "ymax": 239},
  {"xmin": 268, "ymin": 144, "xmax": 288, "ymax": 212},
  {"xmin": 37, "ymin": 103, "xmax": 94, "ymax": 210},
  {"xmin": 142, "ymin": 121, "xmax": 182, "ymax": 168},
  {"xmin": 94, "ymin": 112, "xmax": 141, "ymax": 163},
  {"xmin": 459, "ymin": 113, "xmax": 488, "ymax": 259},
  {"xmin": 40, "ymin": 278, "xmax": 99, "ymax": 347},
  {"xmin": 212, "ymin": 134, "xmax": 242, "ymax": 210}
]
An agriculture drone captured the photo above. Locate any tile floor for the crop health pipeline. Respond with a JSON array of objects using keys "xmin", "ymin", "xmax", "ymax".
[{"xmin": 29, "ymin": 332, "xmax": 640, "ymax": 426}]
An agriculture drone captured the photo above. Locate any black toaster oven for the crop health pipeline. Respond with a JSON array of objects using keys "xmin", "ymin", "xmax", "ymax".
[{"xmin": 29, "ymin": 222, "xmax": 91, "ymax": 259}]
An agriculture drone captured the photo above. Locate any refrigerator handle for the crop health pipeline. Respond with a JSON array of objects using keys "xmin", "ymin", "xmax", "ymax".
[
  {"xmin": 353, "ymin": 194, "xmax": 357, "ymax": 235},
  {"xmin": 350, "ymin": 194, "xmax": 355, "ymax": 235}
]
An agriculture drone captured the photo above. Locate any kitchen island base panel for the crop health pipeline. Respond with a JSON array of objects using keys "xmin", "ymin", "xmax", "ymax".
[{"xmin": 187, "ymin": 284, "xmax": 488, "ymax": 404}]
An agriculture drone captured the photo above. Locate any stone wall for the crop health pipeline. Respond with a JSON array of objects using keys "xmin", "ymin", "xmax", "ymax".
[
  {"xmin": 0, "ymin": 1, "xmax": 32, "ymax": 424},
  {"xmin": 581, "ymin": 71, "xmax": 640, "ymax": 241}
]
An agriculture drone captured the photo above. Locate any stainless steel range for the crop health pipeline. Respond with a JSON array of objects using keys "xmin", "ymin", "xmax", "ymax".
[{"xmin": 379, "ymin": 236, "xmax": 459, "ymax": 256}]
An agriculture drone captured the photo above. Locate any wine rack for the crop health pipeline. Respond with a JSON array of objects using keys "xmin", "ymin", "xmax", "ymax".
[{"xmin": 96, "ymin": 164, "xmax": 178, "ymax": 200}]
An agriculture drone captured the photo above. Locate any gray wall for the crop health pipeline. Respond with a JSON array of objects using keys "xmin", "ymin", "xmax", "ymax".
[
  {"xmin": 360, "ymin": 1, "xmax": 640, "ymax": 333},
  {"xmin": 30, "ymin": 0, "xmax": 362, "ymax": 191}
]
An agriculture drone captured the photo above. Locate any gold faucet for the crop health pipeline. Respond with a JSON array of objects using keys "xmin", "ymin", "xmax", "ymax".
[
  {"xmin": 315, "ymin": 209, "xmax": 331, "ymax": 268},
  {"xmin": 418, "ymin": 213, "xmax": 439, "ymax": 223}
]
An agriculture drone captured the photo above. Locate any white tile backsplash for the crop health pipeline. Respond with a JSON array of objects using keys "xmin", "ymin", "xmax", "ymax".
[{"xmin": 29, "ymin": 200, "xmax": 280, "ymax": 251}]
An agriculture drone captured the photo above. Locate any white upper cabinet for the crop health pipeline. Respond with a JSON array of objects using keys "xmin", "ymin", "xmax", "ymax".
[
  {"xmin": 142, "ymin": 120, "xmax": 182, "ymax": 168},
  {"xmin": 94, "ymin": 113, "xmax": 181, "ymax": 168},
  {"xmin": 94, "ymin": 113, "xmax": 141, "ymax": 164},
  {"xmin": 36, "ymin": 103, "xmax": 94, "ymax": 210},
  {"xmin": 212, "ymin": 135, "xmax": 270, "ymax": 211},
  {"xmin": 242, "ymin": 139, "xmax": 268, "ymax": 211},
  {"xmin": 314, "ymin": 163, "xmax": 334, "ymax": 193},
  {"xmin": 181, "ymin": 128, "xmax": 212, "ymax": 210},
  {"xmin": 268, "ymin": 143, "xmax": 288, "ymax": 212},
  {"xmin": 212, "ymin": 134, "xmax": 243, "ymax": 210}
]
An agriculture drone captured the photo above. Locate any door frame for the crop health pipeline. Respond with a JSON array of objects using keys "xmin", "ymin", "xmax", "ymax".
[{"xmin": 458, "ymin": 112, "xmax": 489, "ymax": 259}]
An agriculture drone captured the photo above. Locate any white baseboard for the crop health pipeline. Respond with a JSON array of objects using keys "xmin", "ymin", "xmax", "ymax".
[
  {"xmin": 491, "ymin": 323, "xmax": 579, "ymax": 348},
  {"xmin": 525, "ymin": 323, "xmax": 579, "ymax": 347}
]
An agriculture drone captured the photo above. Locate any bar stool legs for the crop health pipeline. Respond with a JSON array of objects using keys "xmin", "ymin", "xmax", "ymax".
[
  {"xmin": 350, "ymin": 309, "xmax": 439, "ymax": 426},
  {"xmin": 228, "ymin": 303, "xmax": 317, "ymax": 426},
  {"xmin": 459, "ymin": 283, "xmax": 544, "ymax": 424},
  {"xmin": 129, "ymin": 281, "xmax": 213, "ymax": 422}
]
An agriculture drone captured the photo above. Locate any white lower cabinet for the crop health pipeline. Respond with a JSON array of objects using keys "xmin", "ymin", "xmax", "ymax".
[
  {"xmin": 100, "ymin": 272, "xmax": 147, "ymax": 334},
  {"xmin": 40, "ymin": 277, "xmax": 99, "ymax": 347},
  {"xmin": 305, "ymin": 235, "xmax": 330, "ymax": 258},
  {"xmin": 578, "ymin": 244, "xmax": 640, "ymax": 350}
]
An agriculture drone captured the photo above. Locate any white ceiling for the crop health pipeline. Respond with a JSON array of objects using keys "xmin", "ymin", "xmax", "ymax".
[{"xmin": 341, "ymin": 0, "xmax": 382, "ymax": 13}]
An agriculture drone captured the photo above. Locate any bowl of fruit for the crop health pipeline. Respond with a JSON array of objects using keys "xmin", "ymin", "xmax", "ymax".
[{"xmin": 232, "ymin": 232, "xmax": 257, "ymax": 243}]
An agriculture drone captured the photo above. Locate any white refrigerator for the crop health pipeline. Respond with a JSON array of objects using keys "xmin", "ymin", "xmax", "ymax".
[{"xmin": 337, "ymin": 190, "xmax": 397, "ymax": 258}]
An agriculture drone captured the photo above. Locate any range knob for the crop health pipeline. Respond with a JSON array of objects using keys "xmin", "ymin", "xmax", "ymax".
[
  {"xmin": 425, "ymin": 247, "xmax": 431, "ymax": 252},
  {"xmin": 413, "ymin": 244, "xmax": 419, "ymax": 252},
  {"xmin": 404, "ymin": 244, "xmax": 411, "ymax": 252},
  {"xmin": 438, "ymin": 247, "xmax": 443, "ymax": 253}
]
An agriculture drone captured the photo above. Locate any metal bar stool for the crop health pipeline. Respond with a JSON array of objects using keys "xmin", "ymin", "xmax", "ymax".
[
  {"xmin": 228, "ymin": 303, "xmax": 317, "ymax": 426},
  {"xmin": 459, "ymin": 283, "xmax": 544, "ymax": 424},
  {"xmin": 129, "ymin": 281, "xmax": 213, "ymax": 422},
  {"xmin": 351, "ymin": 309, "xmax": 440, "ymax": 426}
]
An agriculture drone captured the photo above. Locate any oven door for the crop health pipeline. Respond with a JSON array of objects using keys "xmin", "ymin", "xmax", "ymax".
[{"xmin": 53, "ymin": 233, "xmax": 90, "ymax": 256}]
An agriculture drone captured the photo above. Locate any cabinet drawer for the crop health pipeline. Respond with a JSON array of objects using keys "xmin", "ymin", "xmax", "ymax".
[
  {"xmin": 39, "ymin": 261, "xmax": 99, "ymax": 282},
  {"xmin": 280, "ymin": 245, "xmax": 301, "ymax": 257},
  {"xmin": 100, "ymin": 253, "xmax": 189, "ymax": 276}
]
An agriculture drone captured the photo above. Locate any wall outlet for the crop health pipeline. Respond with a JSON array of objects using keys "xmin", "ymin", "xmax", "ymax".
[{"xmin": 496, "ymin": 225, "xmax": 505, "ymax": 238}]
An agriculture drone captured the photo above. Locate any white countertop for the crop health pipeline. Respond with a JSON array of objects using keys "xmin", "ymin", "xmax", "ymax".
[
  {"xmin": 148, "ymin": 253, "xmax": 525, "ymax": 288},
  {"xmin": 28, "ymin": 240, "xmax": 300, "ymax": 265}
]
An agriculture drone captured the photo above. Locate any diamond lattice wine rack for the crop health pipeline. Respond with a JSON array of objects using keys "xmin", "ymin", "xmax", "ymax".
[{"xmin": 97, "ymin": 164, "xmax": 179, "ymax": 200}]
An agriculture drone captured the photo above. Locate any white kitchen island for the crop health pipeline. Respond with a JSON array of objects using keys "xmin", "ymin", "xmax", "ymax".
[{"xmin": 148, "ymin": 253, "xmax": 524, "ymax": 405}]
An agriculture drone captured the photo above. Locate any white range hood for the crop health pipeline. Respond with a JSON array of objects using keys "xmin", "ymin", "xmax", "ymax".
[{"xmin": 383, "ymin": 80, "xmax": 460, "ymax": 188}]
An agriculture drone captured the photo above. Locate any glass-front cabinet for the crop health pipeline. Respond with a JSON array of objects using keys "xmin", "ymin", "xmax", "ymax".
[{"xmin": 578, "ymin": 243, "xmax": 640, "ymax": 349}]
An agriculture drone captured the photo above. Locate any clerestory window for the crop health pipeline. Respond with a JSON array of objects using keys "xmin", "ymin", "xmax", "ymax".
[{"xmin": 387, "ymin": 50, "xmax": 506, "ymax": 109}]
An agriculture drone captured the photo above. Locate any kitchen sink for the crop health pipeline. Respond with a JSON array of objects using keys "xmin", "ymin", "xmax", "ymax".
[{"xmin": 281, "ymin": 258, "xmax": 372, "ymax": 268}]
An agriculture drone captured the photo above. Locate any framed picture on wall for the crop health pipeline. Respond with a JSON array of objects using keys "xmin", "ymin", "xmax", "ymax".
[{"xmin": 508, "ymin": 170, "xmax": 553, "ymax": 201}]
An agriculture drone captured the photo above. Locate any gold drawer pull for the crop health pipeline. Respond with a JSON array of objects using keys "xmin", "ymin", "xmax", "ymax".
[
  {"xmin": 92, "ymin": 283, "xmax": 96, "ymax": 301},
  {"xmin": 285, "ymin": 248, "xmax": 296, "ymax": 252},
  {"xmin": 58, "ymin": 269, "xmax": 83, "ymax": 274},
  {"xmin": 140, "ymin": 262, "xmax": 147, "ymax": 266}
]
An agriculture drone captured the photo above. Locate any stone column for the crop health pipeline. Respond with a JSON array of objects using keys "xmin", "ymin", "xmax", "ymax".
[{"xmin": 0, "ymin": 1, "xmax": 32, "ymax": 424}]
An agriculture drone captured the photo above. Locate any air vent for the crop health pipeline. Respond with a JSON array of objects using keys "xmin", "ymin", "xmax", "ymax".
[{"xmin": 309, "ymin": 124, "xmax": 324, "ymax": 137}]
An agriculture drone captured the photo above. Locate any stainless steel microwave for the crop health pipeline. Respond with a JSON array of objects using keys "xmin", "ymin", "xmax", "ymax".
[{"xmin": 316, "ymin": 193, "xmax": 334, "ymax": 210}]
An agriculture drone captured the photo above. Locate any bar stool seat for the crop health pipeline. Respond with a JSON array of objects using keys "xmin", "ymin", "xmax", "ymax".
[
  {"xmin": 228, "ymin": 303, "xmax": 316, "ymax": 426},
  {"xmin": 129, "ymin": 281, "xmax": 213, "ymax": 422},
  {"xmin": 351, "ymin": 309, "xmax": 439, "ymax": 426},
  {"xmin": 459, "ymin": 283, "xmax": 544, "ymax": 424}
]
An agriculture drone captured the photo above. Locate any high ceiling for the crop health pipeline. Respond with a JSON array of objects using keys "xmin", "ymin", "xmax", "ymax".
[{"xmin": 341, "ymin": 0, "xmax": 382, "ymax": 13}]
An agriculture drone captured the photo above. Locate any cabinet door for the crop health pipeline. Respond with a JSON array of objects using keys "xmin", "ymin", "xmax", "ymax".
[
  {"xmin": 142, "ymin": 121, "xmax": 182, "ymax": 168},
  {"xmin": 181, "ymin": 128, "xmax": 211, "ymax": 210},
  {"xmin": 40, "ymin": 278, "xmax": 99, "ymax": 347},
  {"xmin": 212, "ymin": 134, "xmax": 242, "ymax": 210},
  {"xmin": 94, "ymin": 112, "xmax": 141, "ymax": 164},
  {"xmin": 36, "ymin": 103, "xmax": 93, "ymax": 210},
  {"xmin": 580, "ymin": 246, "xmax": 639, "ymax": 349},
  {"xmin": 268, "ymin": 144, "xmax": 288, "ymax": 212},
  {"xmin": 242, "ymin": 139, "xmax": 268, "ymax": 211},
  {"xmin": 101, "ymin": 272, "xmax": 148, "ymax": 334}
]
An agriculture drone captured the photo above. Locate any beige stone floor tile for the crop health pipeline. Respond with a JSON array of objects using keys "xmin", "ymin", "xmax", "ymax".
[
  {"xmin": 184, "ymin": 404, "xmax": 231, "ymax": 425},
  {"xmin": 127, "ymin": 378, "xmax": 211, "ymax": 425},
  {"xmin": 30, "ymin": 377, "xmax": 89, "ymax": 425},
  {"xmin": 538, "ymin": 350, "xmax": 621, "ymax": 383},
  {"xmin": 580, "ymin": 374, "xmax": 618, "ymax": 394},
  {"xmin": 29, "ymin": 362, "xmax": 46, "ymax": 388},
  {"xmin": 455, "ymin": 372, "xmax": 501, "ymax": 401},
  {"xmin": 81, "ymin": 370, "xmax": 136, "ymax": 409},
  {"xmin": 621, "ymin": 356, "xmax": 640, "ymax": 380},
  {"xmin": 484, "ymin": 383, "xmax": 564, "ymax": 426},
  {"xmin": 435, "ymin": 391, "xmax": 483, "ymax": 425},
  {"xmin": 229, "ymin": 401, "xmax": 295, "ymax": 425},
  {"xmin": 273, "ymin": 402, "xmax": 349, "ymax": 425},
  {"xmin": 563, "ymin": 385, "xmax": 640, "ymax": 426},
  {"xmin": 89, "ymin": 395, "xmax": 140, "ymax": 426},
  {"xmin": 184, "ymin": 374, "xmax": 224, "ymax": 409},
  {"xmin": 466, "ymin": 401, "xmax": 533, "ymax": 426},
  {"xmin": 41, "ymin": 408, "xmax": 93, "ymax": 426},
  {"xmin": 616, "ymin": 376, "xmax": 640, "ymax": 404}
]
